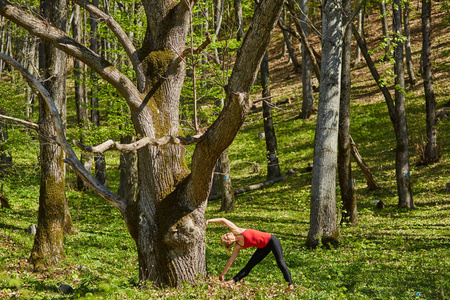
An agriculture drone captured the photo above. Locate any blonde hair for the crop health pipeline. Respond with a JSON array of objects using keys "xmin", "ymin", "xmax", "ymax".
[{"xmin": 221, "ymin": 234, "xmax": 234, "ymax": 255}]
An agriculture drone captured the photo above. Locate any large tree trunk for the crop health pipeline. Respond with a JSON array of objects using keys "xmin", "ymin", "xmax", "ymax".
[
  {"xmin": 392, "ymin": 0, "xmax": 414, "ymax": 209},
  {"xmin": 307, "ymin": 0, "xmax": 342, "ymax": 248},
  {"xmin": 30, "ymin": 0, "xmax": 74, "ymax": 269},
  {"xmin": 422, "ymin": 0, "xmax": 439, "ymax": 164},
  {"xmin": 338, "ymin": 0, "xmax": 357, "ymax": 226},
  {"xmin": 0, "ymin": 0, "xmax": 284, "ymax": 287},
  {"xmin": 261, "ymin": 51, "xmax": 280, "ymax": 180}
]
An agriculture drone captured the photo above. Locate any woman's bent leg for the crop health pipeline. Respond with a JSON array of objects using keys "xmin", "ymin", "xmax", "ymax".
[{"xmin": 232, "ymin": 245, "xmax": 271, "ymax": 282}]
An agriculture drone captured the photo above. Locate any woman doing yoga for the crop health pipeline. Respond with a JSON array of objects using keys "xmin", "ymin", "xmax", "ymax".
[{"xmin": 206, "ymin": 218, "xmax": 293, "ymax": 287}]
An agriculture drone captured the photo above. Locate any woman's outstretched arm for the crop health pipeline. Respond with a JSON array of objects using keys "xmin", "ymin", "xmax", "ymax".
[
  {"xmin": 206, "ymin": 218, "xmax": 245, "ymax": 234},
  {"xmin": 219, "ymin": 244, "xmax": 241, "ymax": 281}
]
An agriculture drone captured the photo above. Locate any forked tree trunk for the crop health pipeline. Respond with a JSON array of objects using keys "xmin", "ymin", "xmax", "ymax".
[
  {"xmin": 422, "ymin": 0, "xmax": 439, "ymax": 164},
  {"xmin": 0, "ymin": 0, "xmax": 284, "ymax": 286},
  {"xmin": 31, "ymin": 0, "xmax": 74, "ymax": 269},
  {"xmin": 392, "ymin": 0, "xmax": 414, "ymax": 209},
  {"xmin": 338, "ymin": 0, "xmax": 357, "ymax": 226},
  {"xmin": 307, "ymin": 0, "xmax": 343, "ymax": 248}
]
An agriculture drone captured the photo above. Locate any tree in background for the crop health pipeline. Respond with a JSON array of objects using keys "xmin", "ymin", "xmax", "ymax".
[
  {"xmin": 392, "ymin": 0, "xmax": 414, "ymax": 209},
  {"xmin": 422, "ymin": 0, "xmax": 439, "ymax": 165},
  {"xmin": 30, "ymin": 0, "xmax": 75, "ymax": 270},
  {"xmin": 261, "ymin": 51, "xmax": 281, "ymax": 180},
  {"xmin": 307, "ymin": 0, "xmax": 343, "ymax": 248},
  {"xmin": 338, "ymin": 0, "xmax": 357, "ymax": 226}
]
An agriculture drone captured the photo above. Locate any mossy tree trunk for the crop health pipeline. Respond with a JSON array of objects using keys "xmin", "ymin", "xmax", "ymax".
[
  {"xmin": 30, "ymin": 0, "xmax": 74, "ymax": 269},
  {"xmin": 0, "ymin": 0, "xmax": 284, "ymax": 286}
]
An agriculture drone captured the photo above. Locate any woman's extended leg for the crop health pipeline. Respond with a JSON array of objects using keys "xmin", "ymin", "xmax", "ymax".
[
  {"xmin": 232, "ymin": 244, "xmax": 272, "ymax": 282},
  {"xmin": 270, "ymin": 235, "xmax": 293, "ymax": 285}
]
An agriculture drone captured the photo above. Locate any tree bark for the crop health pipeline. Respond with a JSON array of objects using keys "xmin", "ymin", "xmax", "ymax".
[
  {"xmin": 0, "ymin": 0, "xmax": 284, "ymax": 286},
  {"xmin": 279, "ymin": 24, "xmax": 301, "ymax": 73},
  {"xmin": 307, "ymin": 0, "xmax": 342, "ymax": 248},
  {"xmin": 380, "ymin": 0, "xmax": 390, "ymax": 61},
  {"xmin": 117, "ymin": 135, "xmax": 138, "ymax": 203},
  {"xmin": 234, "ymin": 0, "xmax": 244, "ymax": 41},
  {"xmin": 355, "ymin": 10, "xmax": 362, "ymax": 65},
  {"xmin": 30, "ymin": 0, "xmax": 74, "ymax": 269},
  {"xmin": 403, "ymin": 1, "xmax": 416, "ymax": 86},
  {"xmin": 72, "ymin": 4, "xmax": 92, "ymax": 191},
  {"xmin": 219, "ymin": 148, "xmax": 235, "ymax": 212},
  {"xmin": 422, "ymin": 0, "xmax": 439, "ymax": 164},
  {"xmin": 299, "ymin": 0, "xmax": 314, "ymax": 119},
  {"xmin": 338, "ymin": 0, "xmax": 357, "ymax": 226},
  {"xmin": 261, "ymin": 51, "xmax": 280, "ymax": 180},
  {"xmin": 392, "ymin": 0, "xmax": 414, "ymax": 209}
]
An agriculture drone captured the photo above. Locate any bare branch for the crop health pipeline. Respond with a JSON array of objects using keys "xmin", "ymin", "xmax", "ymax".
[
  {"xmin": 74, "ymin": 134, "xmax": 203, "ymax": 153},
  {"xmin": 73, "ymin": 0, "xmax": 145, "ymax": 92},
  {"xmin": 0, "ymin": 0, "xmax": 142, "ymax": 110},
  {"xmin": 177, "ymin": 34, "xmax": 212, "ymax": 63},
  {"xmin": 0, "ymin": 113, "xmax": 39, "ymax": 130},
  {"xmin": 0, "ymin": 51, "xmax": 127, "ymax": 214}
]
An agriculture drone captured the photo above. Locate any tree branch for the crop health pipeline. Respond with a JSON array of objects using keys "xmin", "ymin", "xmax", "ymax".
[
  {"xmin": 0, "ymin": 51, "xmax": 127, "ymax": 214},
  {"xmin": 0, "ymin": 0, "xmax": 142, "ymax": 110},
  {"xmin": 177, "ymin": 34, "xmax": 212, "ymax": 63},
  {"xmin": 0, "ymin": 113, "xmax": 39, "ymax": 130},
  {"xmin": 73, "ymin": 0, "xmax": 145, "ymax": 92},
  {"xmin": 74, "ymin": 134, "xmax": 203, "ymax": 153}
]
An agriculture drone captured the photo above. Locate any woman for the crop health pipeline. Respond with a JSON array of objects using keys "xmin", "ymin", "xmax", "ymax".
[{"xmin": 206, "ymin": 217, "xmax": 293, "ymax": 287}]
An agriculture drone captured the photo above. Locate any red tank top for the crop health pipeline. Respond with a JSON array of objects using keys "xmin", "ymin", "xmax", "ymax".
[{"xmin": 240, "ymin": 229, "xmax": 271, "ymax": 248}]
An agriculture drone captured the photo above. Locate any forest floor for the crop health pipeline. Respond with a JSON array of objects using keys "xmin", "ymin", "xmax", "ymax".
[{"xmin": 1, "ymin": 2, "xmax": 450, "ymax": 300}]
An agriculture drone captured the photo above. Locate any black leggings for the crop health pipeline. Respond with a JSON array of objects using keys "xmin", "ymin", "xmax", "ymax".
[{"xmin": 232, "ymin": 235, "xmax": 293, "ymax": 285}]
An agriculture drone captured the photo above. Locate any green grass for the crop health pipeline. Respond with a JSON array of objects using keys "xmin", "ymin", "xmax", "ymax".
[{"xmin": 1, "ymin": 84, "xmax": 449, "ymax": 298}]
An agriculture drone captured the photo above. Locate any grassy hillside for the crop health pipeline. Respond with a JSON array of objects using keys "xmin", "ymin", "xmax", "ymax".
[{"xmin": 1, "ymin": 3, "xmax": 449, "ymax": 299}]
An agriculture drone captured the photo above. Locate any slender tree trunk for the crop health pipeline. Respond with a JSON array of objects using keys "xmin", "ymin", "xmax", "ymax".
[
  {"xmin": 393, "ymin": 0, "xmax": 414, "ymax": 209},
  {"xmin": 279, "ymin": 24, "xmax": 301, "ymax": 72},
  {"xmin": 422, "ymin": 0, "xmax": 439, "ymax": 164},
  {"xmin": 299, "ymin": 0, "xmax": 313, "ymax": 119},
  {"xmin": 31, "ymin": 0, "xmax": 74, "ymax": 269},
  {"xmin": 307, "ymin": 0, "xmax": 342, "ymax": 248},
  {"xmin": 338, "ymin": 0, "xmax": 357, "ymax": 226},
  {"xmin": 261, "ymin": 51, "xmax": 280, "ymax": 180},
  {"xmin": 380, "ymin": 0, "xmax": 390, "ymax": 61},
  {"xmin": 118, "ymin": 135, "xmax": 138, "ymax": 203},
  {"xmin": 403, "ymin": 1, "xmax": 416, "ymax": 86},
  {"xmin": 219, "ymin": 148, "xmax": 235, "ymax": 212},
  {"xmin": 355, "ymin": 10, "xmax": 362, "ymax": 65},
  {"xmin": 234, "ymin": 0, "xmax": 244, "ymax": 41},
  {"xmin": 89, "ymin": 0, "xmax": 107, "ymax": 184},
  {"xmin": 72, "ymin": 4, "xmax": 92, "ymax": 191}
]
